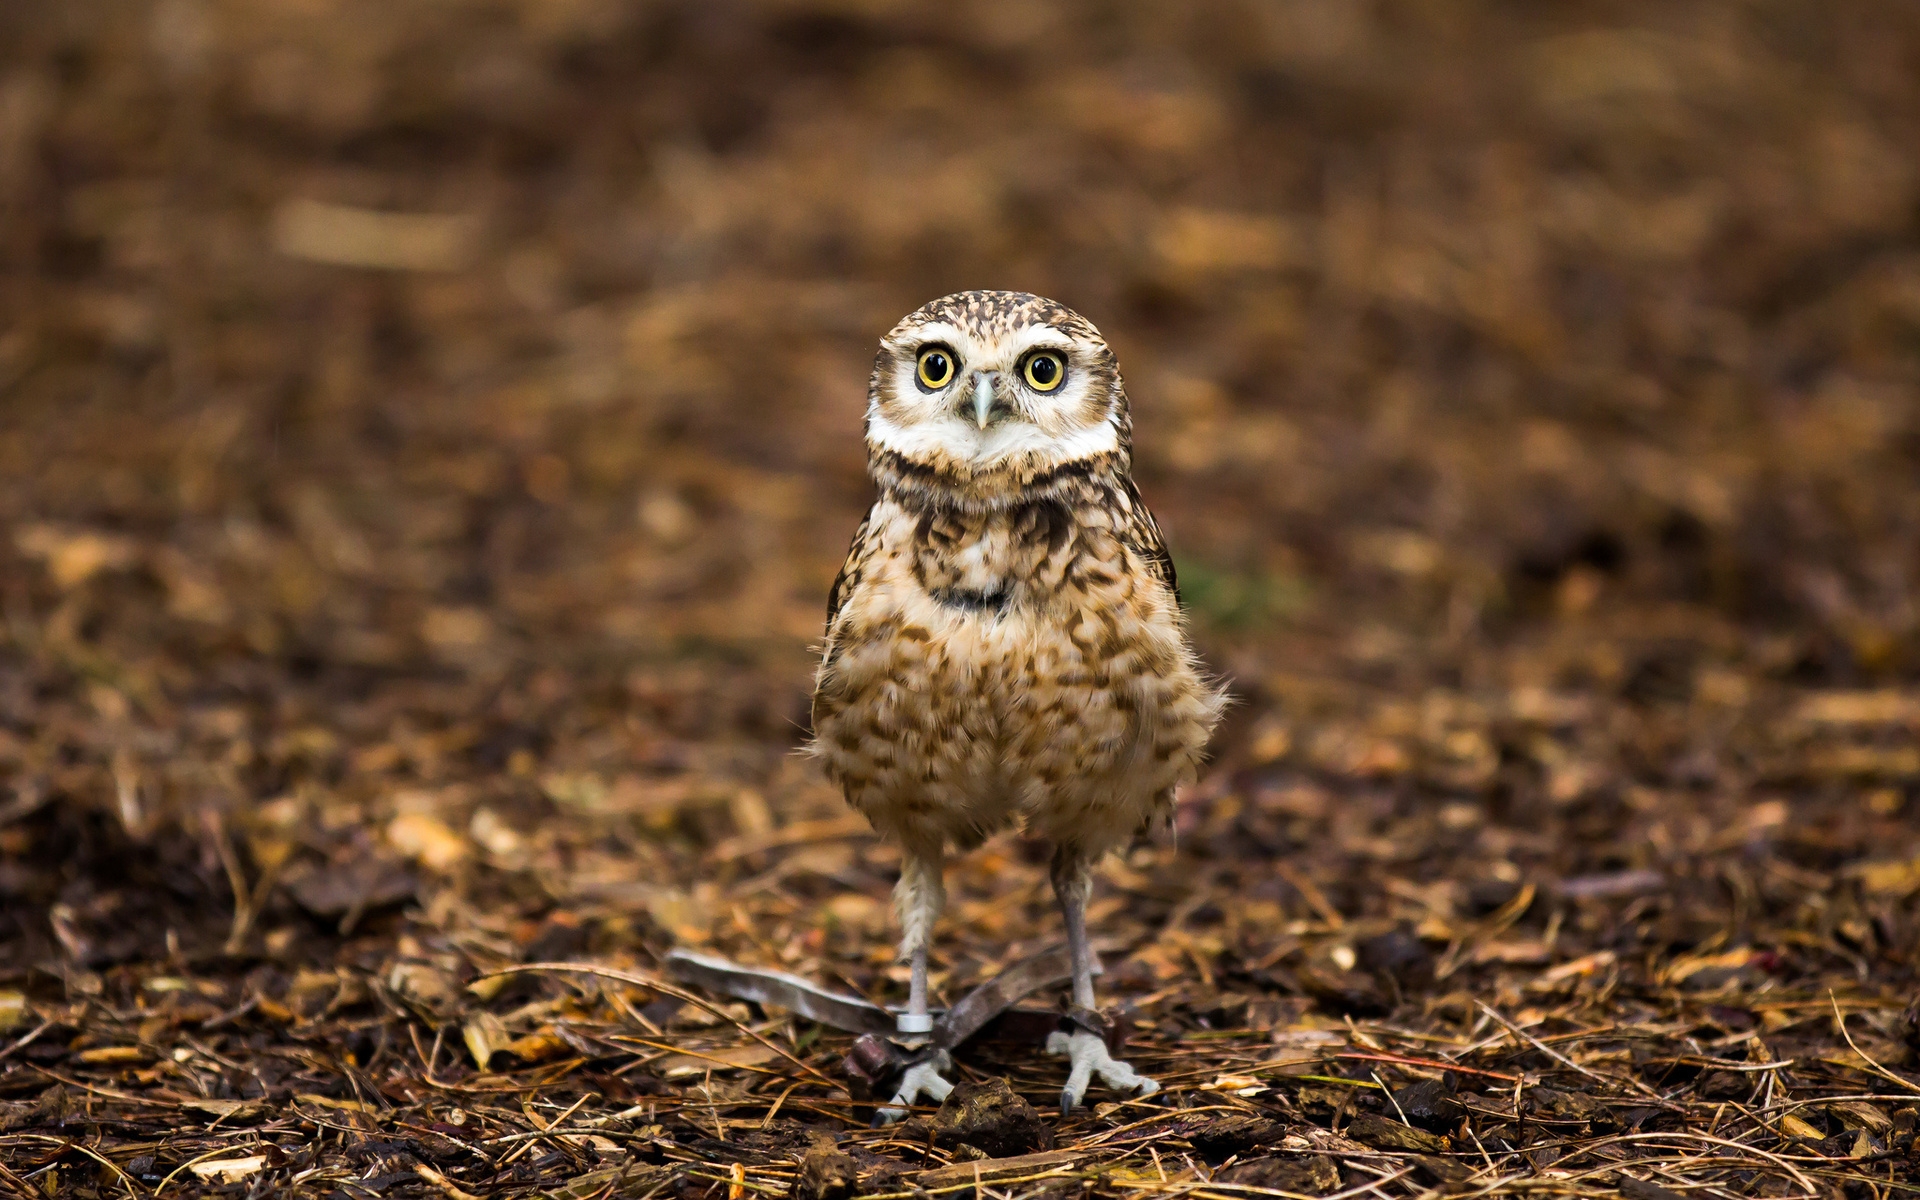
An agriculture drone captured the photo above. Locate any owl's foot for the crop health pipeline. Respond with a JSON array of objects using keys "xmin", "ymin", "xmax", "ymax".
[
  {"xmin": 1046, "ymin": 1029, "xmax": 1159, "ymax": 1117},
  {"xmin": 874, "ymin": 1050, "xmax": 954, "ymax": 1125}
]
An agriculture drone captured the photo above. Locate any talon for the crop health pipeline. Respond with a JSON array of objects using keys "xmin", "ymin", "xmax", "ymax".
[
  {"xmin": 1049, "ymin": 1028, "xmax": 1155, "ymax": 1115},
  {"xmin": 874, "ymin": 1053, "xmax": 953, "ymax": 1125}
]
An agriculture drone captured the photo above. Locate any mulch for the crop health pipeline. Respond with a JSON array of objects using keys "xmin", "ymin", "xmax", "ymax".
[{"xmin": 3, "ymin": 0, "xmax": 1920, "ymax": 1196}]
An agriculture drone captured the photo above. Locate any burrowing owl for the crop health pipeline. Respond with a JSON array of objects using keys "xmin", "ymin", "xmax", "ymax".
[{"xmin": 810, "ymin": 291, "xmax": 1226, "ymax": 1116}]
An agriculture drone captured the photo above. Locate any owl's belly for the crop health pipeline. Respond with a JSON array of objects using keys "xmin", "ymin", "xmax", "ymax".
[
  {"xmin": 812, "ymin": 588, "xmax": 1219, "ymax": 854},
  {"xmin": 811, "ymin": 594, "xmax": 1024, "ymax": 851}
]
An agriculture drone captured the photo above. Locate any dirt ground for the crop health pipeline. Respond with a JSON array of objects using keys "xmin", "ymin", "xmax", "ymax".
[{"xmin": 3, "ymin": 1, "xmax": 1920, "ymax": 1196}]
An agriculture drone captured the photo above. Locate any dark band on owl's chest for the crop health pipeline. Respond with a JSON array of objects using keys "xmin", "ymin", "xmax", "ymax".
[
  {"xmin": 906, "ymin": 497, "xmax": 1085, "ymax": 603},
  {"xmin": 929, "ymin": 585, "xmax": 1012, "ymax": 614}
]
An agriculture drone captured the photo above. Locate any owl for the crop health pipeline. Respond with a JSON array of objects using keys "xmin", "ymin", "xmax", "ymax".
[{"xmin": 809, "ymin": 291, "xmax": 1226, "ymax": 1117}]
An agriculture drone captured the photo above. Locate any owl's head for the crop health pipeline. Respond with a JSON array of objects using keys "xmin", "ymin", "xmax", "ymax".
[{"xmin": 865, "ymin": 291, "xmax": 1130, "ymax": 508}]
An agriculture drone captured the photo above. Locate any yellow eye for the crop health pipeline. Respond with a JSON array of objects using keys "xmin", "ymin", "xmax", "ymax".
[
  {"xmin": 1022, "ymin": 351, "xmax": 1065, "ymax": 392},
  {"xmin": 916, "ymin": 346, "xmax": 956, "ymax": 389}
]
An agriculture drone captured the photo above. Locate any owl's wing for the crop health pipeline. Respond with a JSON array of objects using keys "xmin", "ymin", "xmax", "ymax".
[
  {"xmin": 1122, "ymin": 478, "xmax": 1181, "ymax": 606},
  {"xmin": 824, "ymin": 508, "xmax": 878, "ymax": 632}
]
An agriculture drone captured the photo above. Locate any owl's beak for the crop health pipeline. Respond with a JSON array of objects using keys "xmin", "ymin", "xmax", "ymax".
[{"xmin": 970, "ymin": 372, "xmax": 1000, "ymax": 430}]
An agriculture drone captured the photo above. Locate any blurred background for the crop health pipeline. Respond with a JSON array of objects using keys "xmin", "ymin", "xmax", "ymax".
[{"xmin": 2, "ymin": 0, "xmax": 1919, "ymax": 993}]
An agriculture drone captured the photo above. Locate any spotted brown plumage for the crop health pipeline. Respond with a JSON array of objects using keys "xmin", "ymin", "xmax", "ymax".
[{"xmin": 809, "ymin": 291, "xmax": 1226, "ymax": 1117}]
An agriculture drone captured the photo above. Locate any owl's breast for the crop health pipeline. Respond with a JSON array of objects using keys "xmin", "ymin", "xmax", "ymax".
[
  {"xmin": 816, "ymin": 492, "xmax": 1194, "ymax": 733},
  {"xmin": 810, "ymin": 500, "xmax": 1068, "ymax": 766},
  {"xmin": 811, "ymin": 491, "xmax": 1221, "ymax": 851},
  {"xmin": 904, "ymin": 501, "xmax": 1065, "ymax": 611}
]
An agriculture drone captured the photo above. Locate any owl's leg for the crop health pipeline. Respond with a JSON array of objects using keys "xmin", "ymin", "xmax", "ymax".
[
  {"xmin": 895, "ymin": 844, "xmax": 945, "ymax": 1024},
  {"xmin": 875, "ymin": 847, "xmax": 951, "ymax": 1124},
  {"xmin": 1046, "ymin": 848, "xmax": 1160, "ymax": 1117}
]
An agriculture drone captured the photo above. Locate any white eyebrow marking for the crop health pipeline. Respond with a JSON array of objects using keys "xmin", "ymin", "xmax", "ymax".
[
  {"xmin": 897, "ymin": 322, "xmax": 966, "ymax": 352},
  {"xmin": 1005, "ymin": 326, "xmax": 1075, "ymax": 354}
]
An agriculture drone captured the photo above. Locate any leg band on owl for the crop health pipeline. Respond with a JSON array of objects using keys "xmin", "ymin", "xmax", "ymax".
[{"xmin": 906, "ymin": 938, "xmax": 930, "ymax": 1029}]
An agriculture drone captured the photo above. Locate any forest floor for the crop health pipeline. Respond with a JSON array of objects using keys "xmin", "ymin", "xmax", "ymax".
[{"xmin": 3, "ymin": 1, "xmax": 1919, "ymax": 1196}]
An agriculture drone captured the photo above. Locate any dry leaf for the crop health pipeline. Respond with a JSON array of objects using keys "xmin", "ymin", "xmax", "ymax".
[
  {"xmin": 189, "ymin": 1156, "xmax": 267, "ymax": 1183},
  {"xmin": 1850, "ymin": 857, "xmax": 1920, "ymax": 897},
  {"xmin": 272, "ymin": 198, "xmax": 478, "ymax": 271},
  {"xmin": 1796, "ymin": 691, "xmax": 1920, "ymax": 725},
  {"xmin": 1471, "ymin": 940, "xmax": 1553, "ymax": 966},
  {"xmin": 180, "ymin": 1098, "xmax": 262, "ymax": 1120},
  {"xmin": 388, "ymin": 961, "xmax": 465, "ymax": 1021},
  {"xmin": 0, "ymin": 992, "xmax": 25, "ymax": 1032},
  {"xmin": 506, "ymin": 1030, "xmax": 571, "ymax": 1061},
  {"xmin": 387, "ymin": 811, "xmax": 470, "ymax": 872},
  {"xmin": 296, "ymin": 1093, "xmax": 376, "ymax": 1113},
  {"xmin": 15, "ymin": 524, "xmax": 141, "ymax": 588},
  {"xmin": 655, "ymin": 1044, "xmax": 780, "ymax": 1078},
  {"xmin": 1661, "ymin": 947, "xmax": 1759, "ymax": 986},
  {"xmin": 283, "ymin": 855, "xmax": 416, "ymax": 918},
  {"xmin": 464, "ymin": 1011, "xmax": 509, "ymax": 1069},
  {"xmin": 1201, "ymin": 1074, "xmax": 1270, "ymax": 1096},
  {"xmin": 1776, "ymin": 1113, "xmax": 1825, "ymax": 1140},
  {"xmin": 1535, "ymin": 950, "xmax": 1618, "ymax": 984}
]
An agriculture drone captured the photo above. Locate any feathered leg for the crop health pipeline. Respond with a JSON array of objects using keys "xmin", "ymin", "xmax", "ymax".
[
  {"xmin": 896, "ymin": 845, "xmax": 944, "ymax": 1025},
  {"xmin": 876, "ymin": 846, "xmax": 952, "ymax": 1123},
  {"xmin": 1046, "ymin": 847, "xmax": 1159, "ymax": 1116}
]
